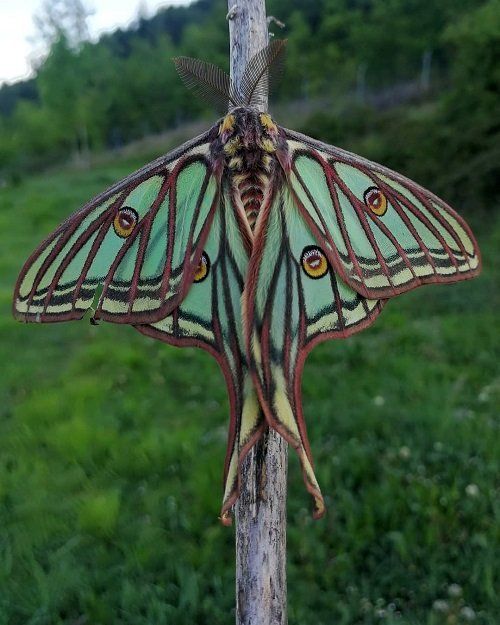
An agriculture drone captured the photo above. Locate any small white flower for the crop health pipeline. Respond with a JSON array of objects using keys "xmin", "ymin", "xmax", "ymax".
[
  {"xmin": 477, "ymin": 386, "xmax": 490, "ymax": 402},
  {"xmin": 398, "ymin": 446, "xmax": 411, "ymax": 460},
  {"xmin": 373, "ymin": 395, "xmax": 385, "ymax": 407},
  {"xmin": 447, "ymin": 583, "xmax": 462, "ymax": 597},
  {"xmin": 432, "ymin": 599, "xmax": 449, "ymax": 613},
  {"xmin": 360, "ymin": 598, "xmax": 372, "ymax": 613},
  {"xmin": 454, "ymin": 407, "xmax": 475, "ymax": 420},
  {"xmin": 465, "ymin": 484, "xmax": 479, "ymax": 497},
  {"xmin": 460, "ymin": 606, "xmax": 476, "ymax": 621}
]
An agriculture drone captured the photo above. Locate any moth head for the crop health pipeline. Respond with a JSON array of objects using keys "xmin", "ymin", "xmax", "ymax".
[{"xmin": 219, "ymin": 108, "xmax": 278, "ymax": 155}]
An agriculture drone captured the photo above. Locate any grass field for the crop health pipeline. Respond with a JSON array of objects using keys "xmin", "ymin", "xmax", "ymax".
[{"xmin": 0, "ymin": 138, "xmax": 499, "ymax": 625}]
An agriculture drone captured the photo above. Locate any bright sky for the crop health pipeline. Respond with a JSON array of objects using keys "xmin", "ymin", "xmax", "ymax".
[{"xmin": 0, "ymin": 0, "xmax": 190, "ymax": 85}]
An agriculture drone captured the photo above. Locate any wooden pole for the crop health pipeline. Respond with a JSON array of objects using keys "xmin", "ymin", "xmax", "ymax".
[{"xmin": 228, "ymin": 2, "xmax": 288, "ymax": 624}]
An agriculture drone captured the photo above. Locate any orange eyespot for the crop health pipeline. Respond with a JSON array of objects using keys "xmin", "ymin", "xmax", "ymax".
[
  {"xmin": 194, "ymin": 251, "xmax": 210, "ymax": 283},
  {"xmin": 301, "ymin": 246, "xmax": 329, "ymax": 279},
  {"xmin": 113, "ymin": 207, "xmax": 138, "ymax": 238},
  {"xmin": 364, "ymin": 186, "xmax": 387, "ymax": 216}
]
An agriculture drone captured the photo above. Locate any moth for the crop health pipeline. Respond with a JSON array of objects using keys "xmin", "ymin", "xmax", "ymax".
[{"xmin": 13, "ymin": 41, "xmax": 481, "ymax": 524}]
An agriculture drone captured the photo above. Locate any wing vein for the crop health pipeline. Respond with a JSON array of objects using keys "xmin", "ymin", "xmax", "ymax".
[
  {"xmin": 41, "ymin": 196, "xmax": 126, "ymax": 314},
  {"xmin": 128, "ymin": 174, "xmax": 171, "ymax": 311},
  {"xmin": 332, "ymin": 170, "xmax": 396, "ymax": 290}
]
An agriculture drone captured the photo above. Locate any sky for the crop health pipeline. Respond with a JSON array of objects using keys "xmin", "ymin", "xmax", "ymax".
[{"xmin": 0, "ymin": 0, "xmax": 190, "ymax": 85}]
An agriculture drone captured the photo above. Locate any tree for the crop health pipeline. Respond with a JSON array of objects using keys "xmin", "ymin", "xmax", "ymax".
[
  {"xmin": 33, "ymin": 0, "xmax": 92, "ymax": 53},
  {"xmin": 34, "ymin": 0, "xmax": 96, "ymax": 163},
  {"xmin": 438, "ymin": 0, "xmax": 500, "ymax": 207}
]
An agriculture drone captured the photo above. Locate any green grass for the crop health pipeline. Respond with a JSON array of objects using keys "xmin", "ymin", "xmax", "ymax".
[{"xmin": 0, "ymin": 143, "xmax": 499, "ymax": 625}]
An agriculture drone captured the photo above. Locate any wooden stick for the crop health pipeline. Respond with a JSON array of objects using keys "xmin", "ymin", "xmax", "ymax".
[
  {"xmin": 235, "ymin": 433, "xmax": 288, "ymax": 624},
  {"xmin": 228, "ymin": 2, "xmax": 288, "ymax": 624}
]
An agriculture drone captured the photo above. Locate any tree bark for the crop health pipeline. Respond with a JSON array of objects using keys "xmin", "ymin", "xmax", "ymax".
[
  {"xmin": 235, "ymin": 432, "xmax": 288, "ymax": 625},
  {"xmin": 228, "ymin": 2, "xmax": 288, "ymax": 624}
]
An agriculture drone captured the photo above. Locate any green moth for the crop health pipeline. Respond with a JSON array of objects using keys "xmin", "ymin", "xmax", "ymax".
[{"xmin": 13, "ymin": 41, "xmax": 481, "ymax": 524}]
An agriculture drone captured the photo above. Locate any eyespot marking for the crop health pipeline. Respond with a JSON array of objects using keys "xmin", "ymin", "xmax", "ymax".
[
  {"xmin": 194, "ymin": 251, "xmax": 210, "ymax": 283},
  {"xmin": 113, "ymin": 207, "xmax": 139, "ymax": 238},
  {"xmin": 301, "ymin": 246, "xmax": 329, "ymax": 279},
  {"xmin": 364, "ymin": 186, "xmax": 387, "ymax": 216}
]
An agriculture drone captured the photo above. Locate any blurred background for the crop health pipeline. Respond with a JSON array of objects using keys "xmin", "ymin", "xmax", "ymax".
[{"xmin": 0, "ymin": 1, "xmax": 499, "ymax": 623}]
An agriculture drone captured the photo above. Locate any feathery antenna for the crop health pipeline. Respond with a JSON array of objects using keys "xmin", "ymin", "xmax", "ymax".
[
  {"xmin": 173, "ymin": 40, "xmax": 287, "ymax": 111},
  {"xmin": 240, "ymin": 39, "xmax": 287, "ymax": 107},
  {"xmin": 173, "ymin": 57, "xmax": 242, "ymax": 112}
]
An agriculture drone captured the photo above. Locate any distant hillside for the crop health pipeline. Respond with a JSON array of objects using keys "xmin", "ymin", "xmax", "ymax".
[
  {"xmin": 0, "ymin": 0, "xmax": 214, "ymax": 116},
  {"xmin": 98, "ymin": 0, "xmax": 214, "ymax": 53},
  {"xmin": 0, "ymin": 0, "xmax": 498, "ymax": 212},
  {"xmin": 0, "ymin": 0, "xmax": 474, "ymax": 119},
  {"xmin": 0, "ymin": 79, "xmax": 38, "ymax": 117}
]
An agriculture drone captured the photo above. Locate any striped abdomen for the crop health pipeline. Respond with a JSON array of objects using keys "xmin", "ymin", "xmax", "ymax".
[{"xmin": 234, "ymin": 170, "xmax": 270, "ymax": 231}]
